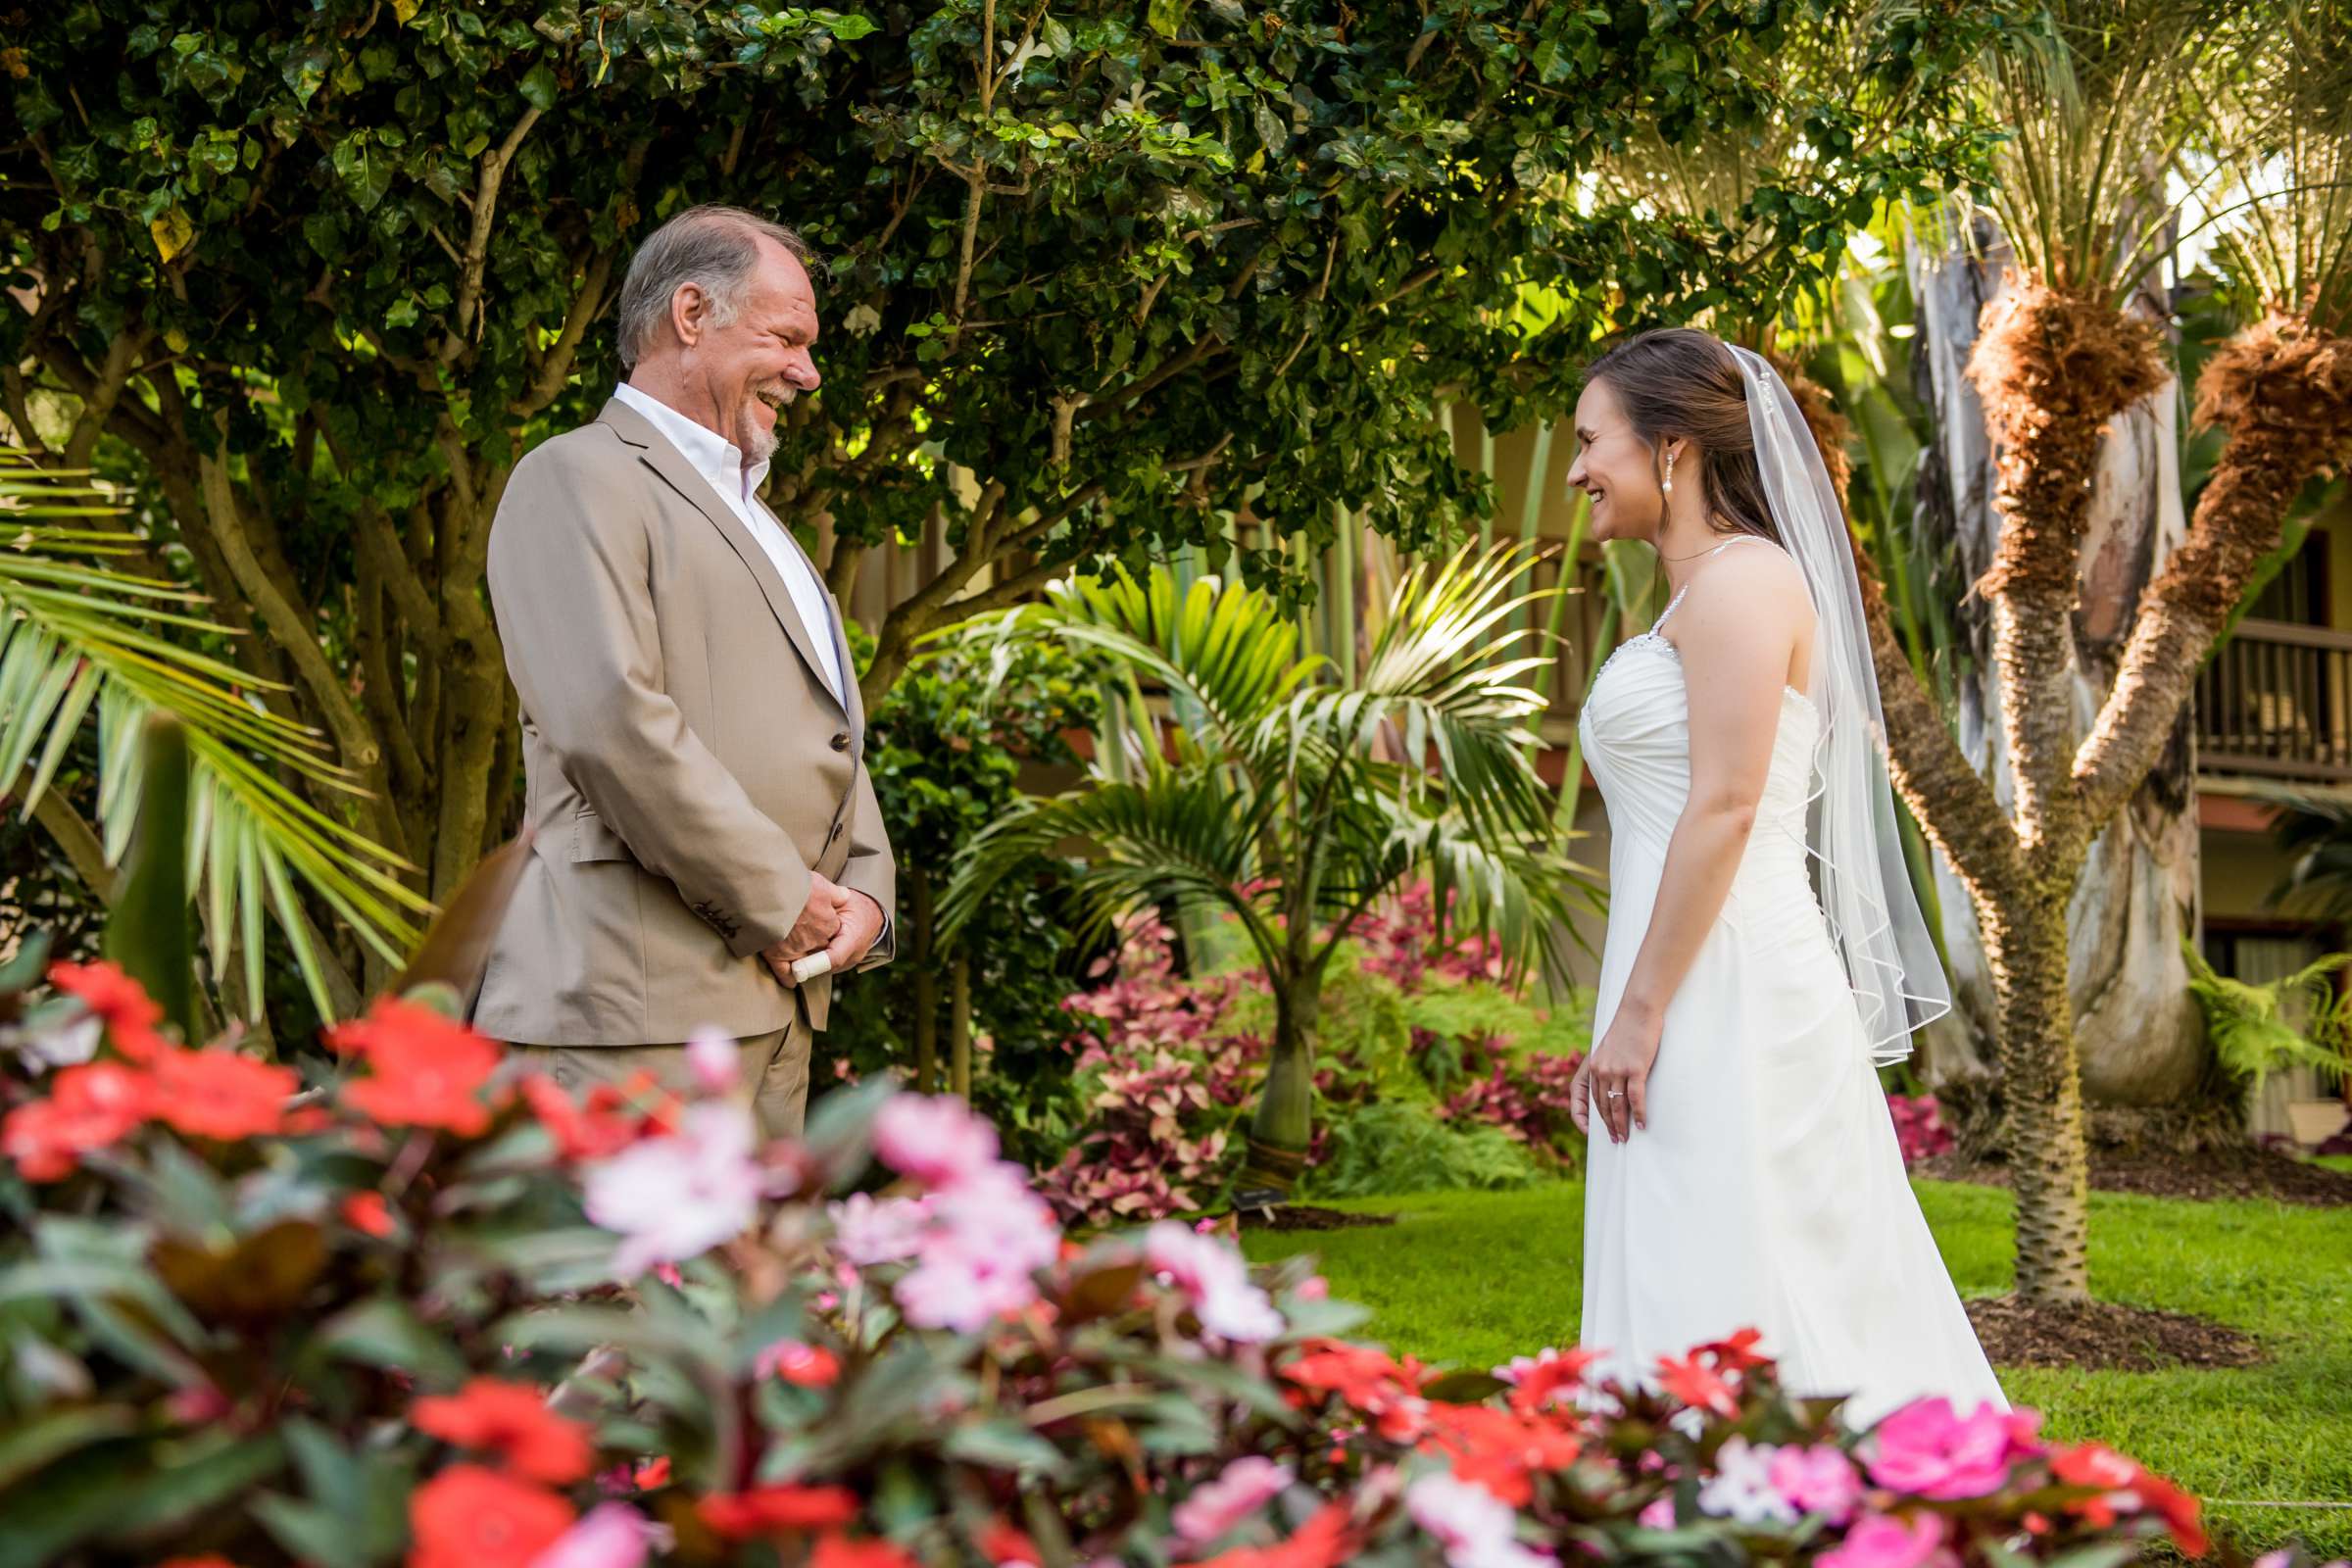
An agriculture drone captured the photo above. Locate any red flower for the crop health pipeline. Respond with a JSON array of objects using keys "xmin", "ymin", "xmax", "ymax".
[
  {"xmin": 412, "ymin": 1379, "xmax": 593, "ymax": 1485},
  {"xmin": 519, "ymin": 1074, "xmax": 641, "ymax": 1160},
  {"xmin": 49, "ymin": 959, "xmax": 169, "ymax": 1060},
  {"xmin": 812, "ymin": 1537, "xmax": 923, "ymax": 1568},
  {"xmin": 1695, "ymin": 1327, "xmax": 1771, "ymax": 1373},
  {"xmin": 1186, "ymin": 1502, "xmax": 1358, "ymax": 1568},
  {"xmin": 2051, "ymin": 1445, "xmax": 2208, "ymax": 1557},
  {"xmin": 1507, "ymin": 1348, "xmax": 1601, "ymax": 1417},
  {"xmin": 697, "ymin": 1485, "xmax": 861, "ymax": 1540},
  {"xmin": 756, "ymin": 1339, "xmax": 843, "ymax": 1388},
  {"xmin": 333, "ymin": 1001, "xmax": 502, "ymax": 1134},
  {"xmin": 633, "ymin": 1455, "xmax": 671, "ymax": 1491},
  {"xmin": 980, "ymin": 1518, "xmax": 1041, "ymax": 1566},
  {"xmin": 407, "ymin": 1464, "xmax": 575, "ymax": 1568},
  {"xmin": 1419, "ymin": 1404, "xmax": 1582, "ymax": 1506},
  {"xmin": 2, "ymin": 1061, "xmax": 154, "ymax": 1180},
  {"xmin": 148, "ymin": 1049, "xmax": 294, "ymax": 1140},
  {"xmin": 1653, "ymin": 1349, "xmax": 1740, "ymax": 1417},
  {"xmin": 342, "ymin": 1191, "xmax": 396, "ymax": 1238},
  {"xmin": 1281, "ymin": 1340, "xmax": 1431, "ymax": 1439}
]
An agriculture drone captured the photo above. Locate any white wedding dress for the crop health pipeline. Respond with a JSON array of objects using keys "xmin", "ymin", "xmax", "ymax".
[{"xmin": 1577, "ymin": 561, "xmax": 2006, "ymax": 1428}]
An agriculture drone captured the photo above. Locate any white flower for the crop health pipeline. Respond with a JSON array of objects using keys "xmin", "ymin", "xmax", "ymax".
[
  {"xmin": 1697, "ymin": 1437, "xmax": 1798, "ymax": 1526},
  {"xmin": 1144, "ymin": 1220, "xmax": 1285, "ymax": 1344},
  {"xmin": 829, "ymin": 1191, "xmax": 933, "ymax": 1265},
  {"xmin": 582, "ymin": 1102, "xmax": 761, "ymax": 1275},
  {"xmin": 1407, "ymin": 1472, "xmax": 1555, "ymax": 1568}
]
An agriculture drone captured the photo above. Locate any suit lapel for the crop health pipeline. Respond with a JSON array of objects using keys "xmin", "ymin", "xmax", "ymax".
[
  {"xmin": 597, "ymin": 398, "xmax": 847, "ymax": 723},
  {"xmin": 753, "ymin": 494, "xmax": 866, "ymax": 760}
]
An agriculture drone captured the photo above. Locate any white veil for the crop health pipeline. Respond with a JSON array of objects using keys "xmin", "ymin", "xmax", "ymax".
[{"xmin": 1726, "ymin": 345, "xmax": 1951, "ymax": 1064}]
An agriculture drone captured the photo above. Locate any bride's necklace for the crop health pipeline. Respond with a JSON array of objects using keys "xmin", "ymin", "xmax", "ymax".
[{"xmin": 1656, "ymin": 520, "xmax": 1742, "ymax": 563}]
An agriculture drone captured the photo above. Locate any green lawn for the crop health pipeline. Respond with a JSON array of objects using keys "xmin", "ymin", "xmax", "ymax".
[{"xmin": 1241, "ymin": 1181, "xmax": 2352, "ymax": 1558}]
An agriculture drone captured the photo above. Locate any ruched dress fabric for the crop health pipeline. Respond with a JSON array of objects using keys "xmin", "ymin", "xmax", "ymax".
[{"xmin": 1575, "ymin": 596, "xmax": 2006, "ymax": 1429}]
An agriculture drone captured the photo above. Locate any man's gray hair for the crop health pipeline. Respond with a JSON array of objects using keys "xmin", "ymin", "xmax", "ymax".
[{"xmin": 614, "ymin": 206, "xmax": 814, "ymax": 372}]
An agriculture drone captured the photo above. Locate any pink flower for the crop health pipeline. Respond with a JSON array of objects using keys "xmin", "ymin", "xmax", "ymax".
[
  {"xmin": 1865, "ymin": 1398, "xmax": 2034, "ymax": 1500},
  {"xmin": 685, "ymin": 1027, "xmax": 739, "ymax": 1093},
  {"xmin": 830, "ymin": 1193, "xmax": 932, "ymax": 1266},
  {"xmin": 1770, "ymin": 1445, "xmax": 1863, "ymax": 1524},
  {"xmin": 529, "ymin": 1502, "xmax": 670, "ymax": 1568},
  {"xmin": 1697, "ymin": 1437, "xmax": 1795, "ymax": 1525},
  {"xmin": 582, "ymin": 1102, "xmax": 762, "ymax": 1275},
  {"xmin": 894, "ymin": 1166, "xmax": 1060, "ymax": 1333},
  {"xmin": 1144, "ymin": 1220, "xmax": 1284, "ymax": 1344},
  {"xmin": 1406, "ymin": 1471, "xmax": 1555, "ymax": 1568},
  {"xmin": 1638, "ymin": 1496, "xmax": 1678, "ymax": 1530},
  {"xmin": 1818, "ymin": 1513, "xmax": 1951, "ymax": 1568},
  {"xmin": 1172, "ymin": 1457, "xmax": 1294, "ymax": 1545},
  {"xmin": 872, "ymin": 1093, "xmax": 999, "ymax": 1187}
]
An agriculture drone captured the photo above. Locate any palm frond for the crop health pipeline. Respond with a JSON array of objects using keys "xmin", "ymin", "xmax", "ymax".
[
  {"xmin": 938, "ymin": 777, "xmax": 1278, "ymax": 964},
  {"xmin": 2199, "ymin": 0, "xmax": 2352, "ymax": 331},
  {"xmin": 1966, "ymin": 0, "xmax": 2250, "ymax": 304},
  {"xmin": 0, "ymin": 451, "xmax": 429, "ymax": 1017}
]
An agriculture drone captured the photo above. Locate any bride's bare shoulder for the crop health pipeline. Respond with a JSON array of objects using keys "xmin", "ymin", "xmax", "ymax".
[{"xmin": 1680, "ymin": 537, "xmax": 1812, "ymax": 621}]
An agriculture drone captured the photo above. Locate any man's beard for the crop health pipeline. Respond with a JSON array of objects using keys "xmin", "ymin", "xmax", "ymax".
[{"xmin": 739, "ymin": 391, "xmax": 783, "ymax": 464}]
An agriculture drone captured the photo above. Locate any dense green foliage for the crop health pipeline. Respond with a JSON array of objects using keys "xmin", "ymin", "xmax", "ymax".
[{"xmin": 2, "ymin": 0, "xmax": 1997, "ymax": 1010}]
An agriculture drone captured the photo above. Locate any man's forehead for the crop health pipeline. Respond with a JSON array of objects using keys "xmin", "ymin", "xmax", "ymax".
[{"xmin": 752, "ymin": 245, "xmax": 819, "ymax": 326}]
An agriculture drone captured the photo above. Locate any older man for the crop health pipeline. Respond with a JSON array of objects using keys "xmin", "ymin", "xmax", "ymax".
[{"xmin": 477, "ymin": 205, "xmax": 894, "ymax": 1135}]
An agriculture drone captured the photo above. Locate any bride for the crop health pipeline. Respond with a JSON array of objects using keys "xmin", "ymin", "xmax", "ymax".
[{"xmin": 1563, "ymin": 328, "xmax": 2006, "ymax": 1425}]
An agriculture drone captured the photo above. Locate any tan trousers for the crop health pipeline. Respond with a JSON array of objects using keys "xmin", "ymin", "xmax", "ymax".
[{"xmin": 502, "ymin": 1015, "xmax": 814, "ymax": 1140}]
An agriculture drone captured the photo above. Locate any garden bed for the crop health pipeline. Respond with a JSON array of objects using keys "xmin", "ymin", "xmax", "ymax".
[
  {"xmin": 1961, "ymin": 1296, "xmax": 2267, "ymax": 1373},
  {"xmin": 1912, "ymin": 1146, "xmax": 2352, "ymax": 1206}
]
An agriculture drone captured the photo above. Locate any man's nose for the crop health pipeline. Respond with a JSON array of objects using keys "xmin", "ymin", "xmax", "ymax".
[{"xmin": 788, "ymin": 352, "xmax": 822, "ymax": 391}]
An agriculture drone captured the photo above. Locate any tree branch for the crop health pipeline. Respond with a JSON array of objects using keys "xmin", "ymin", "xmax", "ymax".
[
  {"xmin": 1862, "ymin": 566, "xmax": 2021, "ymax": 895},
  {"xmin": 512, "ymin": 249, "xmax": 614, "ymax": 416},
  {"xmin": 441, "ymin": 106, "xmax": 545, "ymax": 367}
]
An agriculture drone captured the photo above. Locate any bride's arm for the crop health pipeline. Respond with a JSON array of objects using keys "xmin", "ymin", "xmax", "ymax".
[{"xmin": 1578, "ymin": 554, "xmax": 1812, "ymax": 1143}]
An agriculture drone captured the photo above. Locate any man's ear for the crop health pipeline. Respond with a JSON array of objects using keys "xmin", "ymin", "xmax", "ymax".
[{"xmin": 671, "ymin": 283, "xmax": 707, "ymax": 348}]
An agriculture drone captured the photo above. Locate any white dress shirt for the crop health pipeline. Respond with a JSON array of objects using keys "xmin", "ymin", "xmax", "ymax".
[{"xmin": 612, "ymin": 381, "xmax": 845, "ymax": 702}]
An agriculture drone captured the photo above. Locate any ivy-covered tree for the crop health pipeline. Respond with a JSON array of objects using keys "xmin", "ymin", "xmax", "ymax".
[{"xmin": 3, "ymin": 0, "xmax": 1991, "ymax": 1005}]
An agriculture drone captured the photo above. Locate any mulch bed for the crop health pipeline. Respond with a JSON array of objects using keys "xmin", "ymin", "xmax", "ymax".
[
  {"xmin": 1963, "ymin": 1295, "xmax": 2266, "ymax": 1373},
  {"xmin": 1226, "ymin": 1203, "xmax": 1398, "ymax": 1233},
  {"xmin": 1913, "ymin": 1147, "xmax": 2352, "ymax": 1207}
]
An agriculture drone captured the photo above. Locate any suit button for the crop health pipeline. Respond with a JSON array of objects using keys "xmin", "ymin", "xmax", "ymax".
[{"xmin": 830, "ymin": 732, "xmax": 850, "ymax": 752}]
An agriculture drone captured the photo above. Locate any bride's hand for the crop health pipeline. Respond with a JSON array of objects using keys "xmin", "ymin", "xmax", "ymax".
[{"xmin": 1584, "ymin": 1007, "xmax": 1663, "ymax": 1144}]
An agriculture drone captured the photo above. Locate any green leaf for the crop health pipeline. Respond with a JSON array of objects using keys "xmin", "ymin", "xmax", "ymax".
[
  {"xmin": 0, "ymin": 1404, "xmax": 136, "ymax": 1491},
  {"xmin": 328, "ymin": 133, "xmax": 393, "ymax": 213},
  {"xmin": 1147, "ymin": 0, "xmax": 1190, "ymax": 39},
  {"xmin": 824, "ymin": 13, "xmax": 879, "ymax": 41},
  {"xmin": 308, "ymin": 1298, "xmax": 466, "ymax": 1389},
  {"xmin": 942, "ymin": 1418, "xmax": 1068, "ymax": 1477},
  {"xmin": 518, "ymin": 63, "xmax": 559, "ymax": 112}
]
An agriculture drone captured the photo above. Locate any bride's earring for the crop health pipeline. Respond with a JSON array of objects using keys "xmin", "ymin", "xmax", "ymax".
[{"xmin": 1661, "ymin": 447, "xmax": 1677, "ymax": 498}]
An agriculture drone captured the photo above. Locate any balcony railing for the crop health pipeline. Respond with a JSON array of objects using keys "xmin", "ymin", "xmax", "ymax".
[{"xmin": 2198, "ymin": 617, "xmax": 2352, "ymax": 782}]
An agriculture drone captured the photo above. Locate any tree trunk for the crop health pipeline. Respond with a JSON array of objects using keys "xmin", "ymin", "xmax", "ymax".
[
  {"xmin": 1984, "ymin": 872, "xmax": 2093, "ymax": 1302},
  {"xmin": 950, "ymin": 949, "xmax": 972, "ymax": 1100},
  {"xmin": 1906, "ymin": 233, "xmax": 2206, "ymax": 1136},
  {"xmin": 1238, "ymin": 966, "xmax": 1319, "ymax": 1200},
  {"xmin": 909, "ymin": 867, "xmax": 937, "ymax": 1094}
]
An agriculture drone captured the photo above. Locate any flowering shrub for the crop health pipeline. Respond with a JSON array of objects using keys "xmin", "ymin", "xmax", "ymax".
[
  {"xmin": 1042, "ymin": 894, "xmax": 1595, "ymax": 1222},
  {"xmin": 1888, "ymin": 1093, "xmax": 1957, "ymax": 1166},
  {"xmin": 0, "ymin": 959, "xmax": 2242, "ymax": 1568}
]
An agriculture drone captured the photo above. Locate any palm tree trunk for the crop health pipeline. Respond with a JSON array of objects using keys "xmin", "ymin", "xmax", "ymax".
[
  {"xmin": 909, "ymin": 868, "xmax": 937, "ymax": 1094},
  {"xmin": 1906, "ymin": 240, "xmax": 2206, "ymax": 1137},
  {"xmin": 1238, "ymin": 965, "xmax": 1319, "ymax": 1200},
  {"xmin": 1984, "ymin": 872, "xmax": 2093, "ymax": 1302}
]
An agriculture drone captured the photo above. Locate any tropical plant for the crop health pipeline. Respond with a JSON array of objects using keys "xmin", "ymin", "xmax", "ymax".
[
  {"xmin": 826, "ymin": 628, "xmax": 1101, "ymax": 1137},
  {"xmin": 2181, "ymin": 939, "xmax": 2352, "ymax": 1102},
  {"xmin": 1848, "ymin": 0, "xmax": 2342, "ymax": 1307},
  {"xmin": 0, "ymin": 451, "xmax": 427, "ymax": 1022},
  {"xmin": 2266, "ymin": 793, "xmax": 2352, "ymax": 922},
  {"xmin": 941, "ymin": 550, "xmax": 1595, "ymax": 1200}
]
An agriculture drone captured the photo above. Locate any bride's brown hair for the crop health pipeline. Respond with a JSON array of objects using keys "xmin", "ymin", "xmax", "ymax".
[{"xmin": 1583, "ymin": 328, "xmax": 1781, "ymax": 547}]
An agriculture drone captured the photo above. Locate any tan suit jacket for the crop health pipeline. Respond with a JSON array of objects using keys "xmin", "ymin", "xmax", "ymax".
[{"xmin": 475, "ymin": 396, "xmax": 896, "ymax": 1044}]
